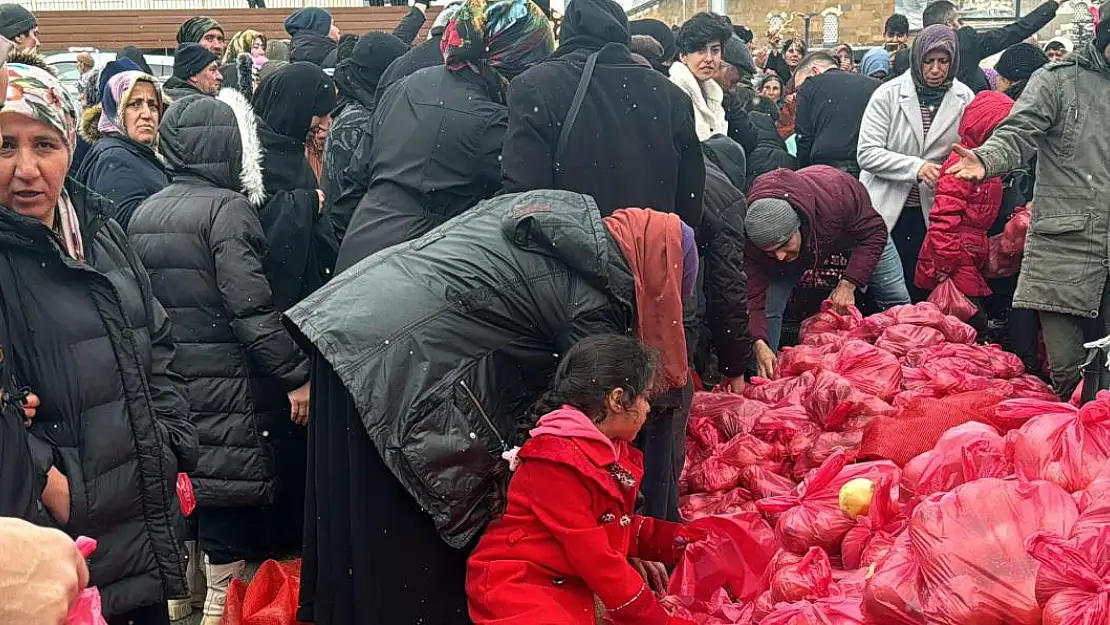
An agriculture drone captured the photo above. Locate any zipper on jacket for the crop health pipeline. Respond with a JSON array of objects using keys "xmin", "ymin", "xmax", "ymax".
[{"xmin": 458, "ymin": 380, "xmax": 508, "ymax": 452}]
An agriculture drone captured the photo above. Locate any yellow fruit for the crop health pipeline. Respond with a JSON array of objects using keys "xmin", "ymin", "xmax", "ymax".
[{"xmin": 839, "ymin": 478, "xmax": 875, "ymax": 519}]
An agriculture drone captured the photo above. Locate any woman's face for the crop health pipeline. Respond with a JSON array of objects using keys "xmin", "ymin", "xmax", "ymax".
[
  {"xmin": 123, "ymin": 81, "xmax": 160, "ymax": 146},
  {"xmin": 308, "ymin": 113, "xmax": 331, "ymax": 150},
  {"xmin": 681, "ymin": 41, "xmax": 723, "ymax": 81},
  {"xmin": 922, "ymin": 50, "xmax": 952, "ymax": 88},
  {"xmin": 759, "ymin": 78, "xmax": 782, "ymax": 101},
  {"xmin": 784, "ymin": 43, "xmax": 805, "ymax": 67},
  {"xmin": 0, "ymin": 113, "xmax": 70, "ymax": 226},
  {"xmin": 251, "ymin": 37, "xmax": 267, "ymax": 58}
]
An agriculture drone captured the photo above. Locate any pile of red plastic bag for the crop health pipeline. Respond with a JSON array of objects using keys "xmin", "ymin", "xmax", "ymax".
[{"xmin": 669, "ymin": 301, "xmax": 1110, "ymax": 624}]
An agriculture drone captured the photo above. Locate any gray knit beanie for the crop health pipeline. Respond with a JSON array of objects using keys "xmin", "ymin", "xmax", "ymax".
[{"xmin": 745, "ymin": 198, "xmax": 801, "ymax": 249}]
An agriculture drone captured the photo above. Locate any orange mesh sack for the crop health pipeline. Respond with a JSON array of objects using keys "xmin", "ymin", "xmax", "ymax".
[
  {"xmin": 223, "ymin": 559, "xmax": 304, "ymax": 625},
  {"xmin": 858, "ymin": 390, "xmax": 1006, "ymax": 466}
]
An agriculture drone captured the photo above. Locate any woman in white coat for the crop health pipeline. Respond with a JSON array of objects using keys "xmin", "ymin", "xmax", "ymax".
[
  {"xmin": 857, "ymin": 24, "xmax": 974, "ymax": 300},
  {"xmin": 670, "ymin": 12, "xmax": 731, "ymax": 141}
]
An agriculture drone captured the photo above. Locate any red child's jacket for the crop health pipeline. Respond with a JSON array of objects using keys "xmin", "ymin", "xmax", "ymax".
[
  {"xmin": 466, "ymin": 408, "xmax": 689, "ymax": 625},
  {"xmin": 915, "ymin": 91, "xmax": 1015, "ymax": 297}
]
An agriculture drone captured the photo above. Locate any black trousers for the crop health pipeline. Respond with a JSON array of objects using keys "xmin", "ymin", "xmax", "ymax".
[
  {"xmin": 108, "ymin": 602, "xmax": 169, "ymax": 625},
  {"xmin": 892, "ymin": 206, "xmax": 929, "ymax": 303},
  {"xmin": 634, "ymin": 378, "xmax": 694, "ymax": 522}
]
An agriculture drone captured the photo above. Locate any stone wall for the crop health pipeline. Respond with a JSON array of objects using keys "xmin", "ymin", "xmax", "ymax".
[{"xmin": 628, "ymin": 0, "xmax": 899, "ymax": 47}]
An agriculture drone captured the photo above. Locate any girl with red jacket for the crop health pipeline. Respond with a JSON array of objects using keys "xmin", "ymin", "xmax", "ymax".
[
  {"xmin": 915, "ymin": 90, "xmax": 1015, "ymax": 299},
  {"xmin": 466, "ymin": 335, "xmax": 701, "ymax": 625}
]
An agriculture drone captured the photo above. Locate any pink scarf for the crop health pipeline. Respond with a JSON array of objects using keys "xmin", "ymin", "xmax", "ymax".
[{"xmin": 530, "ymin": 405, "xmax": 618, "ymax": 462}]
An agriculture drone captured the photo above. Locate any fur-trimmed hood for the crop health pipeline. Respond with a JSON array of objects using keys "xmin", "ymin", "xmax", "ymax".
[
  {"xmin": 79, "ymin": 72, "xmax": 164, "ymax": 145},
  {"xmin": 158, "ymin": 88, "xmax": 265, "ymax": 205}
]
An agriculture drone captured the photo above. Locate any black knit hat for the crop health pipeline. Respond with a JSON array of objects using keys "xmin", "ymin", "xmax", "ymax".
[
  {"xmin": 173, "ymin": 42, "xmax": 219, "ymax": 80},
  {"xmin": 994, "ymin": 43, "xmax": 1049, "ymax": 82},
  {"xmin": 0, "ymin": 3, "xmax": 36, "ymax": 40}
]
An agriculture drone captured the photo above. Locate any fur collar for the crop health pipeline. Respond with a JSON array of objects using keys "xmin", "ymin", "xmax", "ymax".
[
  {"xmin": 216, "ymin": 87, "xmax": 266, "ymax": 206},
  {"xmin": 668, "ymin": 61, "xmax": 728, "ymax": 141}
]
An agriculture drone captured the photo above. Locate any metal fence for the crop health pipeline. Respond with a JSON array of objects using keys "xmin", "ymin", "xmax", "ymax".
[{"xmin": 24, "ymin": 0, "xmax": 412, "ymax": 11}]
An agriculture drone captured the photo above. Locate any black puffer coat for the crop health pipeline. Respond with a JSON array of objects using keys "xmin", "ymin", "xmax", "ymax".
[
  {"xmin": 746, "ymin": 111, "xmax": 797, "ymax": 188},
  {"xmin": 335, "ymin": 66, "xmax": 506, "ymax": 272},
  {"xmin": 0, "ymin": 181, "xmax": 197, "ymax": 618},
  {"xmin": 128, "ymin": 90, "xmax": 310, "ymax": 508},
  {"xmin": 286, "ymin": 190, "xmax": 636, "ymax": 548}
]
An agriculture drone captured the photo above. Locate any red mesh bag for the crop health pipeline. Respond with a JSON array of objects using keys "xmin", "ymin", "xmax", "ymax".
[
  {"xmin": 925, "ymin": 280, "xmax": 979, "ymax": 322},
  {"xmin": 1008, "ymin": 392, "xmax": 1110, "ymax": 493},
  {"xmin": 910, "ymin": 479, "xmax": 1079, "ymax": 625},
  {"xmin": 863, "ymin": 533, "xmax": 925, "ymax": 625},
  {"xmin": 799, "ymin": 301, "xmax": 863, "ymax": 343},
  {"xmin": 668, "ymin": 512, "xmax": 777, "ymax": 603},
  {"xmin": 223, "ymin": 559, "xmax": 304, "ymax": 625},
  {"xmin": 858, "ymin": 390, "xmax": 1007, "ymax": 466},
  {"xmin": 756, "ymin": 451, "xmax": 900, "ymax": 555},
  {"xmin": 1026, "ymin": 528, "xmax": 1110, "ymax": 625},
  {"xmin": 900, "ymin": 422, "xmax": 1011, "ymax": 496},
  {"xmin": 873, "ymin": 324, "xmax": 946, "ymax": 358}
]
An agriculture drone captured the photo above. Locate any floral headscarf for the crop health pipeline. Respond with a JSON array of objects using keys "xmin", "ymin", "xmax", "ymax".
[
  {"xmin": 3, "ymin": 63, "xmax": 84, "ymax": 261},
  {"xmin": 441, "ymin": 0, "xmax": 554, "ymax": 80},
  {"xmin": 224, "ymin": 29, "xmax": 266, "ymax": 65},
  {"xmin": 98, "ymin": 70, "xmax": 163, "ymax": 138}
]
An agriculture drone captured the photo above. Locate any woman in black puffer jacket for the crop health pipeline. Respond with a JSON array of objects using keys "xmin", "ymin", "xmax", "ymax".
[
  {"xmin": 128, "ymin": 88, "xmax": 311, "ymax": 625},
  {"xmin": 0, "ymin": 61, "xmax": 196, "ymax": 625}
]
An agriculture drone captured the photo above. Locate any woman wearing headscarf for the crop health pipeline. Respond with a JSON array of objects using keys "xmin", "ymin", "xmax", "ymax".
[
  {"xmin": 857, "ymin": 24, "xmax": 973, "ymax": 300},
  {"xmin": 334, "ymin": 0, "xmax": 553, "ymax": 272},
  {"xmin": 223, "ymin": 29, "xmax": 267, "ymax": 66},
  {"xmin": 118, "ymin": 45, "xmax": 153, "ymax": 74},
  {"xmin": 76, "ymin": 58, "xmax": 169, "ymax": 230},
  {"xmin": 860, "ymin": 46, "xmax": 892, "ymax": 81},
  {"xmin": 0, "ymin": 61, "xmax": 197, "ymax": 625},
  {"xmin": 323, "ymin": 31, "xmax": 407, "ymax": 241},
  {"xmin": 764, "ymin": 37, "xmax": 806, "ymax": 84},
  {"xmin": 251, "ymin": 62, "xmax": 339, "ymax": 311}
]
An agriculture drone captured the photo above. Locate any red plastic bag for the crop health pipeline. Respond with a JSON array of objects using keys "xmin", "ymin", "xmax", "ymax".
[
  {"xmin": 840, "ymin": 476, "xmax": 903, "ymax": 569},
  {"xmin": 873, "ymin": 324, "xmax": 946, "ymax": 358},
  {"xmin": 992, "ymin": 397, "xmax": 1065, "ymax": 431},
  {"xmin": 1026, "ymin": 528, "xmax": 1110, "ymax": 625},
  {"xmin": 223, "ymin": 559, "xmax": 303, "ymax": 625},
  {"xmin": 799, "ymin": 301, "xmax": 863, "ymax": 343},
  {"xmin": 65, "ymin": 537, "xmax": 108, "ymax": 625},
  {"xmin": 756, "ymin": 450, "xmax": 900, "ymax": 555},
  {"xmin": 177, "ymin": 473, "xmax": 196, "ymax": 517},
  {"xmin": 668, "ymin": 512, "xmax": 777, "ymax": 603},
  {"xmin": 862, "ymin": 533, "xmax": 925, "ymax": 625},
  {"xmin": 740, "ymin": 465, "xmax": 797, "ymax": 499},
  {"xmin": 803, "ymin": 369, "xmax": 894, "ymax": 431},
  {"xmin": 679, "ymin": 489, "xmax": 756, "ymax": 521},
  {"xmin": 1008, "ymin": 392, "xmax": 1110, "ymax": 492},
  {"xmin": 690, "ymin": 392, "xmax": 764, "ymax": 440},
  {"xmin": 901, "ymin": 422, "xmax": 1011, "ymax": 496},
  {"xmin": 910, "ymin": 478, "xmax": 1079, "ymax": 625},
  {"xmin": 926, "ymin": 280, "xmax": 979, "ymax": 322},
  {"xmin": 770, "ymin": 547, "xmax": 833, "ymax": 603},
  {"xmin": 778, "ymin": 343, "xmax": 841, "ymax": 378},
  {"xmin": 830, "ymin": 341, "xmax": 903, "ymax": 402},
  {"xmin": 759, "ymin": 595, "xmax": 866, "ymax": 625},
  {"xmin": 745, "ymin": 371, "xmax": 817, "ymax": 404},
  {"xmin": 661, "ymin": 590, "xmax": 754, "ymax": 625},
  {"xmin": 985, "ymin": 206, "xmax": 1031, "ymax": 279}
]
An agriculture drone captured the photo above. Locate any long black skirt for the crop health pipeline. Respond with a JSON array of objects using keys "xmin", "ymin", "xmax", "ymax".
[{"xmin": 297, "ymin": 349, "xmax": 472, "ymax": 625}]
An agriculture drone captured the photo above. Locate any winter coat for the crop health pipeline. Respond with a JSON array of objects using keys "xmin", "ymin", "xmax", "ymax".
[
  {"xmin": 128, "ymin": 89, "xmax": 309, "ymax": 507},
  {"xmin": 162, "ymin": 76, "xmax": 205, "ymax": 100},
  {"xmin": 746, "ymin": 111, "xmax": 796, "ymax": 187},
  {"xmin": 256, "ymin": 120, "xmax": 338, "ymax": 309},
  {"xmin": 289, "ymin": 33, "xmax": 338, "ymax": 68},
  {"xmin": 915, "ymin": 91, "xmax": 1014, "ymax": 297},
  {"xmin": 723, "ymin": 90, "xmax": 758, "ymax": 156},
  {"xmin": 501, "ymin": 42, "xmax": 705, "ymax": 230},
  {"xmin": 974, "ymin": 42, "xmax": 1110, "ymax": 318},
  {"xmin": 335, "ymin": 66, "xmax": 506, "ymax": 272},
  {"xmin": 857, "ymin": 71, "xmax": 974, "ymax": 231},
  {"xmin": 321, "ymin": 101, "xmax": 370, "ymax": 241},
  {"xmin": 696, "ymin": 158, "xmax": 751, "ymax": 377},
  {"xmin": 794, "ymin": 69, "xmax": 879, "ymax": 174},
  {"xmin": 0, "ymin": 180, "xmax": 197, "ymax": 617},
  {"xmin": 0, "ymin": 310, "xmax": 41, "ymax": 521},
  {"xmin": 76, "ymin": 110, "xmax": 169, "ymax": 230},
  {"xmin": 466, "ymin": 431, "xmax": 683, "ymax": 625},
  {"xmin": 284, "ymin": 190, "xmax": 637, "ymax": 548},
  {"xmin": 745, "ymin": 166, "xmax": 888, "ymax": 343},
  {"xmin": 375, "ymin": 35, "xmax": 446, "ymax": 103},
  {"xmin": 668, "ymin": 61, "xmax": 727, "ymax": 141}
]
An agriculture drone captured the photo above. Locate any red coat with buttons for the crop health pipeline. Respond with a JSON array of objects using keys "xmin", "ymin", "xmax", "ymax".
[
  {"xmin": 916, "ymin": 91, "xmax": 1015, "ymax": 297},
  {"xmin": 466, "ymin": 434, "xmax": 689, "ymax": 625}
]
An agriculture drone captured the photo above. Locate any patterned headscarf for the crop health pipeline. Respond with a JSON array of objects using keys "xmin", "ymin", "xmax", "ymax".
[
  {"xmin": 2, "ymin": 63, "xmax": 84, "ymax": 261},
  {"xmin": 911, "ymin": 24, "xmax": 960, "ymax": 106},
  {"xmin": 98, "ymin": 70, "xmax": 163, "ymax": 137},
  {"xmin": 441, "ymin": 0, "xmax": 554, "ymax": 80},
  {"xmin": 224, "ymin": 29, "xmax": 265, "ymax": 65}
]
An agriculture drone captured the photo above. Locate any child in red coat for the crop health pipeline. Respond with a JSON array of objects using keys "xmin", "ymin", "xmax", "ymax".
[
  {"xmin": 915, "ymin": 90, "xmax": 1015, "ymax": 299},
  {"xmin": 466, "ymin": 334, "xmax": 700, "ymax": 625}
]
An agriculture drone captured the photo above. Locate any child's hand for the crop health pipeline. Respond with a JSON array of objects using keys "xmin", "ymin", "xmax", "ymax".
[
  {"xmin": 674, "ymin": 525, "xmax": 709, "ymax": 548},
  {"xmin": 628, "ymin": 557, "xmax": 668, "ymax": 594}
]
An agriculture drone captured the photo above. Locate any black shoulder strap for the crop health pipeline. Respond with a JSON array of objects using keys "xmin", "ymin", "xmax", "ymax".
[{"xmin": 554, "ymin": 51, "xmax": 600, "ymax": 172}]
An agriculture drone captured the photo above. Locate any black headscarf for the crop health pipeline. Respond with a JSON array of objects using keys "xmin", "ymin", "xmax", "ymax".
[
  {"xmin": 252, "ymin": 62, "xmax": 337, "ymax": 142},
  {"xmin": 630, "ymin": 19, "xmax": 676, "ymax": 66},
  {"xmin": 556, "ymin": 0, "xmax": 629, "ymax": 54},
  {"xmin": 118, "ymin": 46, "xmax": 153, "ymax": 74},
  {"xmin": 333, "ymin": 32, "xmax": 408, "ymax": 110}
]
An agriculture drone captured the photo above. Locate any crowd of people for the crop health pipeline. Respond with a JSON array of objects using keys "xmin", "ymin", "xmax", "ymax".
[{"xmin": 0, "ymin": 0, "xmax": 1107, "ymax": 624}]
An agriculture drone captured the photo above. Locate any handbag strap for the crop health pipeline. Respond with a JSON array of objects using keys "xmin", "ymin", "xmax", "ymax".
[{"xmin": 554, "ymin": 51, "xmax": 600, "ymax": 173}]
